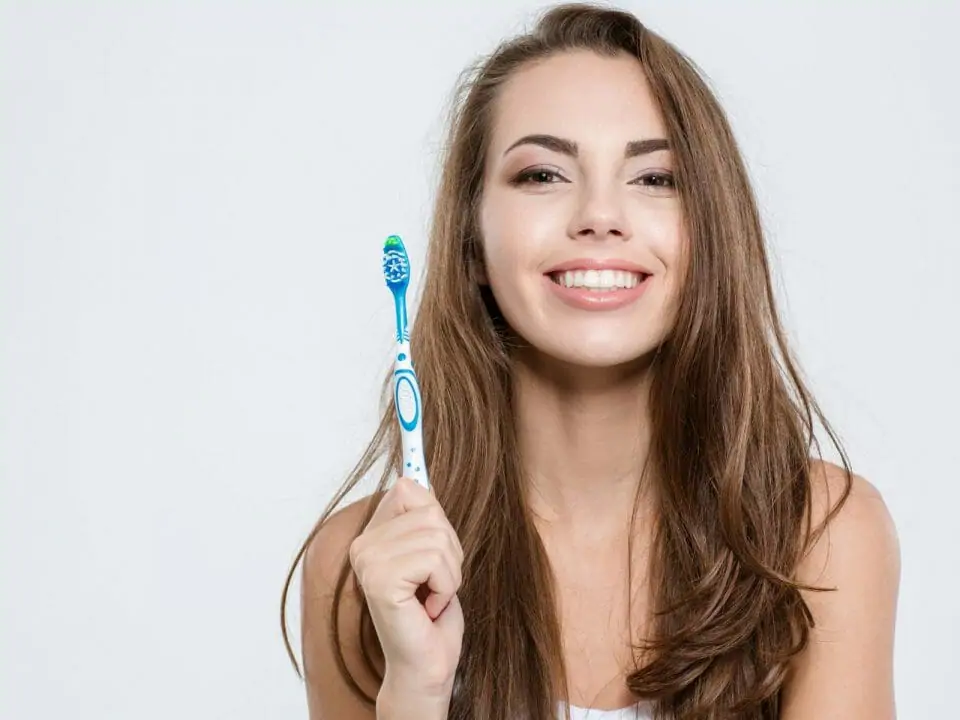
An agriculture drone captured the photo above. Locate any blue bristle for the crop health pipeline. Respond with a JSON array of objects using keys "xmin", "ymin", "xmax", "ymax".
[
  {"xmin": 383, "ymin": 234, "xmax": 411, "ymax": 342},
  {"xmin": 382, "ymin": 248, "xmax": 409, "ymax": 285}
]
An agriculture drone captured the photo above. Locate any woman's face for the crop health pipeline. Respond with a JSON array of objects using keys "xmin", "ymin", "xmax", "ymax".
[{"xmin": 479, "ymin": 50, "xmax": 686, "ymax": 368}]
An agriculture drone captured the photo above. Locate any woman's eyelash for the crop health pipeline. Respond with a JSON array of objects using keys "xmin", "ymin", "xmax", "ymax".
[
  {"xmin": 510, "ymin": 168, "xmax": 675, "ymax": 187},
  {"xmin": 511, "ymin": 168, "xmax": 566, "ymax": 185},
  {"xmin": 632, "ymin": 172, "xmax": 676, "ymax": 188}
]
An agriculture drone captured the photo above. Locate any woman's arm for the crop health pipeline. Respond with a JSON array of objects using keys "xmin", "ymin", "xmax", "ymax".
[
  {"xmin": 301, "ymin": 498, "xmax": 380, "ymax": 720},
  {"xmin": 780, "ymin": 461, "xmax": 901, "ymax": 719}
]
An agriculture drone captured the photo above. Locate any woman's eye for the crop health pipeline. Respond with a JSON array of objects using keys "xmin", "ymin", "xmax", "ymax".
[
  {"xmin": 511, "ymin": 168, "xmax": 565, "ymax": 185},
  {"xmin": 633, "ymin": 172, "xmax": 676, "ymax": 190},
  {"xmin": 510, "ymin": 169, "xmax": 675, "ymax": 189}
]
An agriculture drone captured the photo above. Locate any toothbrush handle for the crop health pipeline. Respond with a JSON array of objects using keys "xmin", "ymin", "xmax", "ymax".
[{"xmin": 392, "ymin": 341, "xmax": 430, "ymax": 490}]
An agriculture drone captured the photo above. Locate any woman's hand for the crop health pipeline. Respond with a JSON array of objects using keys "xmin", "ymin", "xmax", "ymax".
[{"xmin": 349, "ymin": 476, "xmax": 465, "ymax": 701}]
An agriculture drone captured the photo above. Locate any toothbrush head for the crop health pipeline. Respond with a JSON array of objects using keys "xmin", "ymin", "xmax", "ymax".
[{"xmin": 382, "ymin": 234, "xmax": 410, "ymax": 291}]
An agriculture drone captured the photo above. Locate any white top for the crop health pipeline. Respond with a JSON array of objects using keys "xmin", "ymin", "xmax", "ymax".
[{"xmin": 560, "ymin": 700, "xmax": 654, "ymax": 719}]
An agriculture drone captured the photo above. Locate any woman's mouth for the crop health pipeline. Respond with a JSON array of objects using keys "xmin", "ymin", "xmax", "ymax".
[
  {"xmin": 548, "ymin": 268, "xmax": 648, "ymax": 291},
  {"xmin": 544, "ymin": 269, "xmax": 652, "ymax": 310}
]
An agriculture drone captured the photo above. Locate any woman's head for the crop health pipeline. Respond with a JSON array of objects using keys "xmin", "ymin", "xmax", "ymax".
[
  {"xmin": 424, "ymin": 2, "xmax": 772, "ymax": 377},
  {"xmin": 283, "ymin": 4, "xmax": 852, "ymax": 719}
]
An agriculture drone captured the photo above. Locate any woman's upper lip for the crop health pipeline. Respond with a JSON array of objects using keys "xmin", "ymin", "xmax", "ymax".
[{"xmin": 544, "ymin": 257, "xmax": 653, "ymax": 275}]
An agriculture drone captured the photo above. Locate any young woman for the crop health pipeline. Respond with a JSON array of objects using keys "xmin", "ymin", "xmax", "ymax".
[{"xmin": 281, "ymin": 4, "xmax": 900, "ymax": 719}]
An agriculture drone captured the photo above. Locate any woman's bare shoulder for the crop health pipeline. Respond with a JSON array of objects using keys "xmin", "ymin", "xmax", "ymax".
[
  {"xmin": 304, "ymin": 495, "xmax": 377, "ymax": 589},
  {"xmin": 301, "ymin": 494, "xmax": 383, "ymax": 720},
  {"xmin": 804, "ymin": 458, "xmax": 888, "ymax": 533},
  {"xmin": 779, "ymin": 459, "xmax": 900, "ymax": 716}
]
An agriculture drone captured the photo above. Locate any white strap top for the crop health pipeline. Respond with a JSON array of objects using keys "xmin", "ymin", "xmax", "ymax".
[{"xmin": 560, "ymin": 700, "xmax": 654, "ymax": 719}]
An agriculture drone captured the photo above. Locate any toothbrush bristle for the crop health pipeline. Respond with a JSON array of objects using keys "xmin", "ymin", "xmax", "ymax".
[{"xmin": 382, "ymin": 234, "xmax": 410, "ymax": 286}]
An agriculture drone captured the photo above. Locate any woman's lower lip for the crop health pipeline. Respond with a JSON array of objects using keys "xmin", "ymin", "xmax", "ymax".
[{"xmin": 543, "ymin": 274, "xmax": 651, "ymax": 310}]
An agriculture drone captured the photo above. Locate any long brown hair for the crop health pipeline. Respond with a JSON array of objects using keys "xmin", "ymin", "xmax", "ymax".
[{"xmin": 280, "ymin": 4, "xmax": 853, "ymax": 718}]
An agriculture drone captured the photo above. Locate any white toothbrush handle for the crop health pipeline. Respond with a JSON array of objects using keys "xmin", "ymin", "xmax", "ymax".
[{"xmin": 392, "ymin": 340, "xmax": 430, "ymax": 490}]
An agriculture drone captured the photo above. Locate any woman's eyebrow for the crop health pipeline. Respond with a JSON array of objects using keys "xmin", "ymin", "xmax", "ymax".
[{"xmin": 502, "ymin": 134, "xmax": 670, "ymax": 159}]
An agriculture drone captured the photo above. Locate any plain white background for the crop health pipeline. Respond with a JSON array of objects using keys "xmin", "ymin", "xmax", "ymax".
[{"xmin": 2, "ymin": 1, "xmax": 957, "ymax": 717}]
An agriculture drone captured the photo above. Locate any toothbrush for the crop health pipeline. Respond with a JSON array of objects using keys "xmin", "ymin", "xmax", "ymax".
[{"xmin": 382, "ymin": 234, "xmax": 431, "ymax": 491}]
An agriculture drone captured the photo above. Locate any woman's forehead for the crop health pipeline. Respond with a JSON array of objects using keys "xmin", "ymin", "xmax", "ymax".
[{"xmin": 489, "ymin": 50, "xmax": 667, "ymax": 153}]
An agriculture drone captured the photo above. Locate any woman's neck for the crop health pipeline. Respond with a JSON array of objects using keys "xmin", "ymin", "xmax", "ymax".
[{"xmin": 512, "ymin": 350, "xmax": 656, "ymax": 542}]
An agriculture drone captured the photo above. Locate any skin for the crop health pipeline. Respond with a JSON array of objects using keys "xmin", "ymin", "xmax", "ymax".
[{"xmin": 302, "ymin": 49, "xmax": 901, "ymax": 718}]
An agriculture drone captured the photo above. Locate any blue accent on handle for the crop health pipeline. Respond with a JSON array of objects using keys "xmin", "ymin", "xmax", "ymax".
[{"xmin": 393, "ymin": 371, "xmax": 420, "ymax": 432}]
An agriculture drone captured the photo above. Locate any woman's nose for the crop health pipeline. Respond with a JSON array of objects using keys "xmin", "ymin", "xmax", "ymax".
[{"xmin": 567, "ymin": 183, "xmax": 632, "ymax": 242}]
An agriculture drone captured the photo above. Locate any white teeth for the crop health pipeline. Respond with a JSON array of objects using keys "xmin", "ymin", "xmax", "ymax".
[{"xmin": 552, "ymin": 269, "xmax": 645, "ymax": 290}]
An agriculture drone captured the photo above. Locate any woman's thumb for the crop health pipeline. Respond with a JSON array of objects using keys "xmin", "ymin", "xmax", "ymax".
[{"xmin": 432, "ymin": 592, "xmax": 462, "ymax": 632}]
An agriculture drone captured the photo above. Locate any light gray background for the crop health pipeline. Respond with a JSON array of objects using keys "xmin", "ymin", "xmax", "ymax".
[{"xmin": 2, "ymin": 2, "xmax": 957, "ymax": 718}]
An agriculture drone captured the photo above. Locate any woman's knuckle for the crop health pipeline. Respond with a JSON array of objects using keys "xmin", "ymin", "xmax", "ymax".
[
  {"xmin": 450, "ymin": 540, "xmax": 463, "ymax": 574},
  {"xmin": 442, "ymin": 530, "xmax": 456, "ymax": 552},
  {"xmin": 427, "ymin": 504, "xmax": 446, "ymax": 524}
]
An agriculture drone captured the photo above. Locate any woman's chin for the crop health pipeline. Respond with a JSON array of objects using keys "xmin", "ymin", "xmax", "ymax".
[
  {"xmin": 562, "ymin": 350, "xmax": 652, "ymax": 370},
  {"xmin": 522, "ymin": 339, "xmax": 658, "ymax": 373}
]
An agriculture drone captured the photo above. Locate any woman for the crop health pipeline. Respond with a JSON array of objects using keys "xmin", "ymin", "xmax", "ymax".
[{"xmin": 281, "ymin": 4, "xmax": 901, "ymax": 719}]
